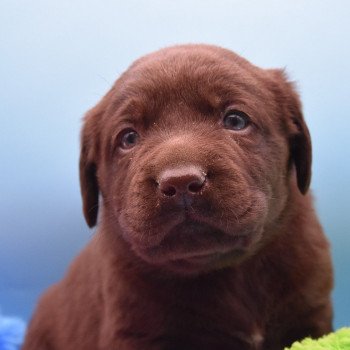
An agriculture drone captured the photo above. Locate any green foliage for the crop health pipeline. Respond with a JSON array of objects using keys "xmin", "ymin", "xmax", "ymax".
[{"xmin": 285, "ymin": 328, "xmax": 350, "ymax": 350}]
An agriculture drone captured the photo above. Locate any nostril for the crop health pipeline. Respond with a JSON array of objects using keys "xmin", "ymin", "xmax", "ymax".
[
  {"xmin": 188, "ymin": 179, "xmax": 205, "ymax": 193},
  {"xmin": 161, "ymin": 185, "xmax": 177, "ymax": 197}
]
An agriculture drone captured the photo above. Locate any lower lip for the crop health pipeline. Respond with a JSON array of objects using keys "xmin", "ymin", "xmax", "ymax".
[
  {"xmin": 173, "ymin": 247, "xmax": 246, "ymax": 266},
  {"xmin": 180, "ymin": 253, "xmax": 219, "ymax": 264}
]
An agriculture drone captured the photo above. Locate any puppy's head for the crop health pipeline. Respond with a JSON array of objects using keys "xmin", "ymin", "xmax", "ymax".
[{"xmin": 80, "ymin": 45, "xmax": 311, "ymax": 275}]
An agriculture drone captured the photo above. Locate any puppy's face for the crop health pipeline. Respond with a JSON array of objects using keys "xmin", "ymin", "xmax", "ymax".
[{"xmin": 80, "ymin": 45, "xmax": 311, "ymax": 274}]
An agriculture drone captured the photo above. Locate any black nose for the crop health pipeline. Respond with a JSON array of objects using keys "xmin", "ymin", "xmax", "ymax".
[{"xmin": 158, "ymin": 166, "xmax": 206, "ymax": 197}]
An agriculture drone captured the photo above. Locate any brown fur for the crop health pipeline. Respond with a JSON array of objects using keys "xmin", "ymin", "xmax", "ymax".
[{"xmin": 22, "ymin": 44, "xmax": 333, "ymax": 350}]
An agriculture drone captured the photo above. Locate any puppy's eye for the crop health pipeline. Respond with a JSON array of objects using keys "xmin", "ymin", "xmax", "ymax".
[
  {"xmin": 223, "ymin": 111, "xmax": 250, "ymax": 131},
  {"xmin": 119, "ymin": 129, "xmax": 139, "ymax": 150}
]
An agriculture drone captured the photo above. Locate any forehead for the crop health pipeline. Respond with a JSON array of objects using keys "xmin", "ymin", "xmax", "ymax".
[{"xmin": 109, "ymin": 46, "xmax": 275, "ymax": 122}]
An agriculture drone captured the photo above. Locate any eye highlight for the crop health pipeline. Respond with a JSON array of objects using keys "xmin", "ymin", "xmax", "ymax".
[
  {"xmin": 119, "ymin": 129, "xmax": 139, "ymax": 150},
  {"xmin": 223, "ymin": 110, "xmax": 250, "ymax": 131}
]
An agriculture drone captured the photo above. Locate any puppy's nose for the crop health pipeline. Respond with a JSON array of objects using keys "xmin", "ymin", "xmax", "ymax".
[{"xmin": 158, "ymin": 166, "xmax": 206, "ymax": 197}]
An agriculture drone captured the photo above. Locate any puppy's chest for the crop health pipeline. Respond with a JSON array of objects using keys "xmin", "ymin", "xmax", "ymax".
[
  {"xmin": 164, "ymin": 290, "xmax": 265, "ymax": 349},
  {"xmin": 120, "ymin": 280, "xmax": 269, "ymax": 350}
]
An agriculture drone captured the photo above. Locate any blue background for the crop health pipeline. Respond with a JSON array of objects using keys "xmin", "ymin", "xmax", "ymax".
[{"xmin": 1, "ymin": 0, "xmax": 349, "ymax": 329}]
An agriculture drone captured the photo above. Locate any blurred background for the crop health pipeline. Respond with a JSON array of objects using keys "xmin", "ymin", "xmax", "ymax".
[{"xmin": 1, "ymin": 0, "xmax": 349, "ymax": 329}]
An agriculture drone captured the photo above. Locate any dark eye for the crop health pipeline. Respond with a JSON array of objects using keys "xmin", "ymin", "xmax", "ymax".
[
  {"xmin": 223, "ymin": 111, "xmax": 250, "ymax": 131},
  {"xmin": 119, "ymin": 129, "xmax": 139, "ymax": 150}
]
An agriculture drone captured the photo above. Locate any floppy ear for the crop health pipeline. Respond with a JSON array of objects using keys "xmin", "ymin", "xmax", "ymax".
[
  {"xmin": 269, "ymin": 70, "xmax": 312, "ymax": 194},
  {"xmin": 289, "ymin": 114, "xmax": 312, "ymax": 194},
  {"xmin": 79, "ymin": 87, "xmax": 116, "ymax": 227},
  {"xmin": 80, "ymin": 88, "xmax": 116, "ymax": 227},
  {"xmin": 79, "ymin": 108, "xmax": 101, "ymax": 228}
]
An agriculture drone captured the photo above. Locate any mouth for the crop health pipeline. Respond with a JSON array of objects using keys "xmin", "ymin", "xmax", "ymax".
[
  {"xmin": 159, "ymin": 244, "xmax": 248, "ymax": 274},
  {"xmin": 169, "ymin": 247, "xmax": 246, "ymax": 265},
  {"xmin": 141, "ymin": 218, "xmax": 252, "ymax": 270}
]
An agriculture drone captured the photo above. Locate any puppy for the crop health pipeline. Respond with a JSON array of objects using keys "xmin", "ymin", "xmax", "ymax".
[{"xmin": 22, "ymin": 44, "xmax": 333, "ymax": 350}]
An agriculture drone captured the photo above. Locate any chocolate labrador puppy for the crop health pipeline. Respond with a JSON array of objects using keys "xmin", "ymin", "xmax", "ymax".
[{"xmin": 22, "ymin": 44, "xmax": 333, "ymax": 350}]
